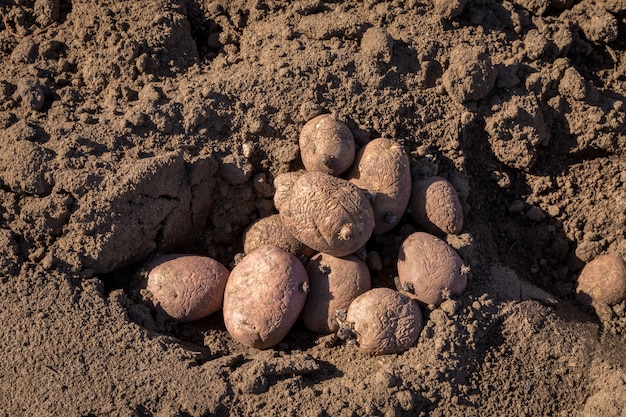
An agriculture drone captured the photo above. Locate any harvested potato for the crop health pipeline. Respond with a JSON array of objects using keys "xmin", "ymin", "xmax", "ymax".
[
  {"xmin": 147, "ymin": 254, "xmax": 229, "ymax": 322},
  {"xmin": 397, "ymin": 232, "xmax": 467, "ymax": 305},
  {"xmin": 300, "ymin": 253, "xmax": 371, "ymax": 334},
  {"xmin": 279, "ymin": 172, "xmax": 375, "ymax": 257},
  {"xmin": 409, "ymin": 176, "xmax": 464, "ymax": 236},
  {"xmin": 223, "ymin": 245, "xmax": 309, "ymax": 349},
  {"xmin": 242, "ymin": 214, "xmax": 310, "ymax": 256},
  {"xmin": 342, "ymin": 288, "xmax": 423, "ymax": 355},
  {"xmin": 299, "ymin": 114, "xmax": 355, "ymax": 176},
  {"xmin": 273, "ymin": 170, "xmax": 305, "ymax": 212},
  {"xmin": 576, "ymin": 254, "xmax": 626, "ymax": 305},
  {"xmin": 346, "ymin": 138, "xmax": 411, "ymax": 235}
]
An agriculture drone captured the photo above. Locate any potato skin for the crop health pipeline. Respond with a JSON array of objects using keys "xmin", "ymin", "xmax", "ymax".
[
  {"xmin": 279, "ymin": 172, "xmax": 375, "ymax": 257},
  {"xmin": 346, "ymin": 138, "xmax": 412, "ymax": 235},
  {"xmin": 273, "ymin": 171, "xmax": 305, "ymax": 212},
  {"xmin": 576, "ymin": 254, "xmax": 626, "ymax": 305},
  {"xmin": 299, "ymin": 114, "xmax": 355, "ymax": 176},
  {"xmin": 346, "ymin": 288, "xmax": 423, "ymax": 355},
  {"xmin": 147, "ymin": 255, "xmax": 229, "ymax": 322},
  {"xmin": 397, "ymin": 232, "xmax": 467, "ymax": 305},
  {"xmin": 242, "ymin": 214, "xmax": 304, "ymax": 256},
  {"xmin": 223, "ymin": 245, "xmax": 309, "ymax": 349},
  {"xmin": 301, "ymin": 253, "xmax": 371, "ymax": 334},
  {"xmin": 409, "ymin": 176, "xmax": 463, "ymax": 236}
]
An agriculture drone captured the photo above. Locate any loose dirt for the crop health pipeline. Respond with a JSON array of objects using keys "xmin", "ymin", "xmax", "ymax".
[{"xmin": 1, "ymin": 0, "xmax": 625, "ymax": 416}]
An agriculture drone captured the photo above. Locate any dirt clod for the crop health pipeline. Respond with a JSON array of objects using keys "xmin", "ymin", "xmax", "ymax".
[{"xmin": 442, "ymin": 42, "xmax": 497, "ymax": 102}]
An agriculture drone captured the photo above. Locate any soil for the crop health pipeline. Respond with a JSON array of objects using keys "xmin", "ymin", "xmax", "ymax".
[{"xmin": 1, "ymin": 0, "xmax": 625, "ymax": 416}]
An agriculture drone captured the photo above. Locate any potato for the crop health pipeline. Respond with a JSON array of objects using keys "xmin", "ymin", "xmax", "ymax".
[
  {"xmin": 273, "ymin": 170, "xmax": 305, "ymax": 212},
  {"xmin": 147, "ymin": 254, "xmax": 229, "ymax": 322},
  {"xmin": 300, "ymin": 253, "xmax": 371, "ymax": 334},
  {"xmin": 346, "ymin": 138, "xmax": 412, "ymax": 235},
  {"xmin": 409, "ymin": 176, "xmax": 463, "ymax": 236},
  {"xmin": 278, "ymin": 171, "xmax": 375, "ymax": 257},
  {"xmin": 576, "ymin": 254, "xmax": 626, "ymax": 305},
  {"xmin": 242, "ymin": 214, "xmax": 309, "ymax": 256},
  {"xmin": 223, "ymin": 245, "xmax": 309, "ymax": 349},
  {"xmin": 299, "ymin": 114, "xmax": 355, "ymax": 176},
  {"xmin": 397, "ymin": 232, "xmax": 467, "ymax": 305},
  {"xmin": 342, "ymin": 288, "xmax": 423, "ymax": 355}
]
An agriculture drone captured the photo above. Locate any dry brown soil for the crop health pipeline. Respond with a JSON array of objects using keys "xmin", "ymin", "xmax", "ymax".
[{"xmin": 1, "ymin": 0, "xmax": 626, "ymax": 416}]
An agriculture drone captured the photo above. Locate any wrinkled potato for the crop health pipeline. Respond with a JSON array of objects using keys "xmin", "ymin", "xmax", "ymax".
[
  {"xmin": 409, "ymin": 176, "xmax": 464, "ymax": 236},
  {"xmin": 343, "ymin": 288, "xmax": 423, "ymax": 355},
  {"xmin": 346, "ymin": 138, "xmax": 412, "ymax": 235},
  {"xmin": 300, "ymin": 253, "xmax": 371, "ymax": 334},
  {"xmin": 242, "ymin": 214, "xmax": 309, "ymax": 256},
  {"xmin": 576, "ymin": 254, "xmax": 626, "ymax": 305},
  {"xmin": 147, "ymin": 254, "xmax": 229, "ymax": 322},
  {"xmin": 279, "ymin": 172, "xmax": 375, "ymax": 257},
  {"xmin": 299, "ymin": 114, "xmax": 355, "ymax": 176},
  {"xmin": 273, "ymin": 170, "xmax": 305, "ymax": 212},
  {"xmin": 223, "ymin": 245, "xmax": 309, "ymax": 349},
  {"xmin": 397, "ymin": 232, "xmax": 467, "ymax": 305}
]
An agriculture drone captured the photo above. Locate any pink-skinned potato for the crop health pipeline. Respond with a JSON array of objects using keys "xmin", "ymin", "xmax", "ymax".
[
  {"xmin": 344, "ymin": 288, "xmax": 424, "ymax": 355},
  {"xmin": 242, "ymin": 214, "xmax": 311, "ymax": 257},
  {"xmin": 576, "ymin": 254, "xmax": 626, "ymax": 305},
  {"xmin": 147, "ymin": 254, "xmax": 229, "ymax": 322},
  {"xmin": 346, "ymin": 138, "xmax": 412, "ymax": 235},
  {"xmin": 397, "ymin": 232, "xmax": 467, "ymax": 305},
  {"xmin": 223, "ymin": 245, "xmax": 309, "ymax": 349},
  {"xmin": 301, "ymin": 253, "xmax": 371, "ymax": 334},
  {"xmin": 279, "ymin": 172, "xmax": 374, "ymax": 257},
  {"xmin": 273, "ymin": 170, "xmax": 305, "ymax": 212},
  {"xmin": 409, "ymin": 176, "xmax": 464, "ymax": 236},
  {"xmin": 299, "ymin": 114, "xmax": 355, "ymax": 176}
]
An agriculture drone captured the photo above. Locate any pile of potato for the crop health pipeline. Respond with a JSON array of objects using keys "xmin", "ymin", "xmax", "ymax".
[{"xmin": 147, "ymin": 113, "xmax": 470, "ymax": 355}]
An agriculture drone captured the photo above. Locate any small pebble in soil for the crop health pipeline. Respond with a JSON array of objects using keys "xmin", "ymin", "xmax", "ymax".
[
  {"xmin": 526, "ymin": 206, "xmax": 546, "ymax": 221},
  {"xmin": 509, "ymin": 200, "xmax": 525, "ymax": 213}
]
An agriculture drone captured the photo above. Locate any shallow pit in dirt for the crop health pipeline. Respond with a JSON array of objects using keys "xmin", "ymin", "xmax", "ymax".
[{"xmin": 1, "ymin": 0, "xmax": 625, "ymax": 416}]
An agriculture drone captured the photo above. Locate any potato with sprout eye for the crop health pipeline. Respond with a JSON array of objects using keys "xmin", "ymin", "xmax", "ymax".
[
  {"xmin": 223, "ymin": 245, "xmax": 309, "ymax": 349},
  {"xmin": 300, "ymin": 253, "xmax": 371, "ymax": 334},
  {"xmin": 397, "ymin": 232, "xmax": 468, "ymax": 306},
  {"xmin": 278, "ymin": 172, "xmax": 375, "ymax": 257},
  {"xmin": 346, "ymin": 138, "xmax": 412, "ymax": 235},
  {"xmin": 147, "ymin": 254, "xmax": 229, "ymax": 322},
  {"xmin": 340, "ymin": 287, "xmax": 424, "ymax": 355},
  {"xmin": 299, "ymin": 114, "xmax": 355, "ymax": 176}
]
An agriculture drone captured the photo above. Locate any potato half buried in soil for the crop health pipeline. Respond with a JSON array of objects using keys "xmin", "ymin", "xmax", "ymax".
[
  {"xmin": 147, "ymin": 254, "xmax": 229, "ymax": 322},
  {"xmin": 343, "ymin": 288, "xmax": 423, "ymax": 355},
  {"xmin": 397, "ymin": 232, "xmax": 467, "ymax": 305},
  {"xmin": 576, "ymin": 254, "xmax": 626, "ymax": 305},
  {"xmin": 278, "ymin": 172, "xmax": 375, "ymax": 257},
  {"xmin": 242, "ymin": 214, "xmax": 309, "ymax": 256},
  {"xmin": 409, "ymin": 176, "xmax": 463, "ymax": 236},
  {"xmin": 346, "ymin": 138, "xmax": 412, "ymax": 235},
  {"xmin": 300, "ymin": 253, "xmax": 371, "ymax": 334},
  {"xmin": 222, "ymin": 245, "xmax": 309, "ymax": 349},
  {"xmin": 299, "ymin": 114, "xmax": 355, "ymax": 176}
]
